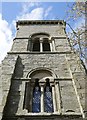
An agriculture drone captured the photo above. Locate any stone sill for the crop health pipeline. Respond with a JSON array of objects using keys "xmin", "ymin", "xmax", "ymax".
[
  {"xmin": 13, "ymin": 36, "xmax": 67, "ymax": 40},
  {"xmin": 16, "ymin": 112, "xmax": 82, "ymax": 116},
  {"xmin": 2, "ymin": 115, "xmax": 83, "ymax": 120},
  {"xmin": 8, "ymin": 51, "xmax": 72, "ymax": 54},
  {"xmin": 13, "ymin": 77, "xmax": 72, "ymax": 81}
]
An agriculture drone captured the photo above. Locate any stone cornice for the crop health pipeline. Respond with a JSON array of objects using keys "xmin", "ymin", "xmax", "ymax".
[
  {"xmin": 8, "ymin": 51, "xmax": 72, "ymax": 54},
  {"xmin": 13, "ymin": 36, "xmax": 67, "ymax": 40},
  {"xmin": 16, "ymin": 20, "xmax": 66, "ymax": 28},
  {"xmin": 13, "ymin": 78, "xmax": 72, "ymax": 81}
]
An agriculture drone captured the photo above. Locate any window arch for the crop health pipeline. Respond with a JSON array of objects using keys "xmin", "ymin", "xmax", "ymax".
[
  {"xmin": 23, "ymin": 69, "xmax": 60, "ymax": 114},
  {"xmin": 30, "ymin": 33, "xmax": 50, "ymax": 38},
  {"xmin": 22, "ymin": 68, "xmax": 81, "ymax": 115},
  {"xmin": 28, "ymin": 33, "xmax": 55, "ymax": 52}
]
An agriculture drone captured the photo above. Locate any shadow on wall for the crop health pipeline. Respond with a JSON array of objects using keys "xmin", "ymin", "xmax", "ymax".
[
  {"xmin": 3, "ymin": 80, "xmax": 22, "ymax": 116},
  {"xmin": 13, "ymin": 56, "xmax": 24, "ymax": 78},
  {"xmin": 2, "ymin": 56, "xmax": 24, "ymax": 117}
]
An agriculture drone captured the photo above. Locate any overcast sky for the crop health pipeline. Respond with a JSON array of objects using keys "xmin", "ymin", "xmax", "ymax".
[{"xmin": 0, "ymin": 1, "xmax": 84, "ymax": 63}]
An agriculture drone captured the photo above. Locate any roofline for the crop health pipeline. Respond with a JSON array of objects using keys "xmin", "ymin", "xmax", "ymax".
[{"xmin": 16, "ymin": 20, "xmax": 66, "ymax": 28}]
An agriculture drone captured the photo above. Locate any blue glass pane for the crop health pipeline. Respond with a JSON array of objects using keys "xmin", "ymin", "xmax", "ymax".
[
  {"xmin": 32, "ymin": 86, "xmax": 40, "ymax": 113},
  {"xmin": 44, "ymin": 86, "xmax": 53, "ymax": 112}
]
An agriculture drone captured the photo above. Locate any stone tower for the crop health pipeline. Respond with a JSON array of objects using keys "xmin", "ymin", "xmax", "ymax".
[{"xmin": 0, "ymin": 20, "xmax": 86, "ymax": 120}]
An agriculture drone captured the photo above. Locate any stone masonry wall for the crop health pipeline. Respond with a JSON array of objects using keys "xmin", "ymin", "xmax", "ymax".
[
  {"xmin": 0, "ymin": 55, "xmax": 18, "ymax": 120},
  {"xmin": 18, "ymin": 53, "xmax": 71, "ymax": 78},
  {"xmin": 1, "ymin": 53, "xmax": 84, "ymax": 118},
  {"xmin": 17, "ymin": 24, "xmax": 66, "ymax": 38},
  {"xmin": 0, "ymin": 21, "xmax": 86, "ymax": 120},
  {"xmin": 11, "ymin": 24, "xmax": 70, "ymax": 53},
  {"xmin": 66, "ymin": 53, "xmax": 86, "ymax": 117}
]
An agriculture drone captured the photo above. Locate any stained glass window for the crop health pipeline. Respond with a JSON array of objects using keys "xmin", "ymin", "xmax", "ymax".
[
  {"xmin": 32, "ymin": 86, "xmax": 41, "ymax": 113},
  {"xmin": 44, "ymin": 86, "xmax": 53, "ymax": 112}
]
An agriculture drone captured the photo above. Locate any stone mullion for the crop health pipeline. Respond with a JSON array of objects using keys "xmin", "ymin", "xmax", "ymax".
[
  {"xmin": 52, "ymin": 39, "xmax": 56, "ymax": 51},
  {"xmin": 40, "ymin": 38, "xmax": 43, "ymax": 52},
  {"xmin": 51, "ymin": 84, "xmax": 57, "ymax": 113},
  {"xmin": 49, "ymin": 42, "xmax": 53, "ymax": 52},
  {"xmin": 55, "ymin": 81, "xmax": 61, "ymax": 114},
  {"xmin": 49, "ymin": 37, "xmax": 53, "ymax": 52},
  {"xmin": 39, "ymin": 82, "xmax": 45, "ymax": 113}
]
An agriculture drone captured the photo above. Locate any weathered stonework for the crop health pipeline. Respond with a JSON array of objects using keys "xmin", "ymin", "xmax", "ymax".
[{"xmin": 0, "ymin": 20, "xmax": 86, "ymax": 120}]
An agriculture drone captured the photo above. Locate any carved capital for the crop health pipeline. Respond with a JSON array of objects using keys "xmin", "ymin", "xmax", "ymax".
[{"xmin": 39, "ymin": 37, "xmax": 43, "ymax": 42}]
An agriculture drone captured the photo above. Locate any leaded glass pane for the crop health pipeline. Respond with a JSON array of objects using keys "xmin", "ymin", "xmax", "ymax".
[
  {"xmin": 44, "ymin": 86, "xmax": 53, "ymax": 112},
  {"xmin": 32, "ymin": 86, "xmax": 41, "ymax": 113}
]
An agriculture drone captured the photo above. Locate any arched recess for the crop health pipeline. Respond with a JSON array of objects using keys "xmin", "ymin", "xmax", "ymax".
[
  {"xmin": 30, "ymin": 32, "xmax": 50, "ymax": 39},
  {"xmin": 26, "ymin": 67, "xmax": 56, "ymax": 79},
  {"xmin": 27, "ymin": 32, "xmax": 51, "ymax": 52},
  {"xmin": 25, "ymin": 68, "xmax": 56, "ymax": 113}
]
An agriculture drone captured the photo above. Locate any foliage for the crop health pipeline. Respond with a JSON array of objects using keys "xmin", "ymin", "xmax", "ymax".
[
  {"xmin": 66, "ymin": 1, "xmax": 87, "ymax": 69},
  {"xmin": 66, "ymin": 2, "xmax": 86, "ymax": 21}
]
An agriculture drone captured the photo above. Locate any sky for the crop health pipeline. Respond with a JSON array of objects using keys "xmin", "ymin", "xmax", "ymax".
[{"xmin": 0, "ymin": 1, "xmax": 85, "ymax": 64}]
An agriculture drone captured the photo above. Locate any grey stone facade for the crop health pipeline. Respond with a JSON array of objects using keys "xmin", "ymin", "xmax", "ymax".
[{"xmin": 0, "ymin": 20, "xmax": 86, "ymax": 120}]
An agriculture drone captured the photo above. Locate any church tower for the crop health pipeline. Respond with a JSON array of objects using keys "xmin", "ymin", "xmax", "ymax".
[{"xmin": 0, "ymin": 20, "xmax": 86, "ymax": 120}]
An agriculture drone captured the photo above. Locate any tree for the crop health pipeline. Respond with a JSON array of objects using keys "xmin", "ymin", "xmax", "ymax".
[
  {"xmin": 66, "ymin": 2, "xmax": 86, "ymax": 21},
  {"xmin": 66, "ymin": 1, "xmax": 87, "ymax": 70}
]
